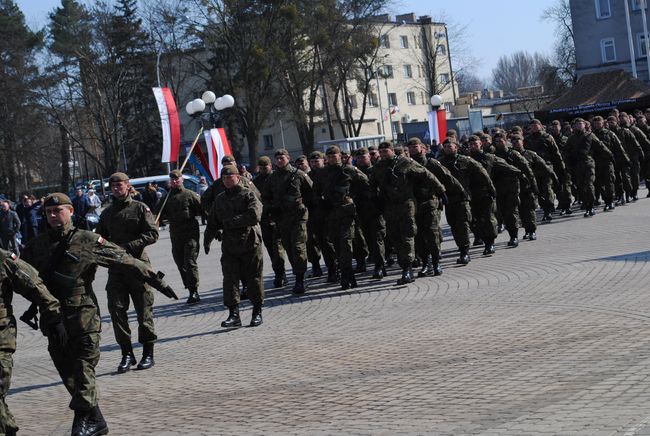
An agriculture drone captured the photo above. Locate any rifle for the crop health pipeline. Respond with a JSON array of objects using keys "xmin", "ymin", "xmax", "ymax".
[
  {"xmin": 19, "ymin": 304, "xmax": 38, "ymax": 330},
  {"xmin": 146, "ymin": 271, "xmax": 179, "ymax": 300}
]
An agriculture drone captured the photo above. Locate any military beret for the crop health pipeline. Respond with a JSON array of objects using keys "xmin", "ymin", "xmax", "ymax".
[
  {"xmin": 221, "ymin": 165, "xmax": 238, "ymax": 176},
  {"xmin": 295, "ymin": 154, "xmax": 307, "ymax": 161},
  {"xmin": 258, "ymin": 156, "xmax": 272, "ymax": 165},
  {"xmin": 109, "ymin": 172, "xmax": 129, "ymax": 184},
  {"xmin": 468, "ymin": 135, "xmax": 481, "ymax": 142},
  {"xmin": 169, "ymin": 169, "xmax": 183, "ymax": 179},
  {"xmin": 393, "ymin": 145, "xmax": 404, "ymax": 154},
  {"xmin": 274, "ymin": 149, "xmax": 290, "ymax": 157},
  {"xmin": 478, "ymin": 133, "xmax": 490, "ymax": 140},
  {"xmin": 368, "ymin": 145, "xmax": 378, "ymax": 151},
  {"xmin": 353, "ymin": 147, "xmax": 368, "ymax": 157},
  {"xmin": 493, "ymin": 131, "xmax": 507, "ymax": 139},
  {"xmin": 406, "ymin": 137, "xmax": 422, "ymax": 146},
  {"xmin": 530, "ymin": 118, "xmax": 542, "ymax": 125},
  {"xmin": 378, "ymin": 141, "xmax": 393, "ymax": 150},
  {"xmin": 326, "ymin": 145, "xmax": 341, "ymax": 155},
  {"xmin": 510, "ymin": 134, "xmax": 523, "ymax": 141},
  {"xmin": 551, "ymin": 120, "xmax": 561, "ymax": 126},
  {"xmin": 572, "ymin": 117, "xmax": 586, "ymax": 124},
  {"xmin": 510, "ymin": 126, "xmax": 523, "ymax": 133},
  {"xmin": 446, "ymin": 129, "xmax": 458, "ymax": 137},
  {"xmin": 221, "ymin": 155, "xmax": 235, "ymax": 164},
  {"xmin": 43, "ymin": 193, "xmax": 72, "ymax": 207},
  {"xmin": 592, "ymin": 115, "xmax": 604, "ymax": 122},
  {"xmin": 309, "ymin": 151, "xmax": 324, "ymax": 160}
]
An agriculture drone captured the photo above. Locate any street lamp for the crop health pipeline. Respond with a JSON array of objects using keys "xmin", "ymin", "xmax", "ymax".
[
  {"xmin": 373, "ymin": 67, "xmax": 387, "ymax": 138},
  {"xmin": 186, "ymin": 92, "xmax": 235, "ymax": 128},
  {"xmin": 276, "ymin": 108, "xmax": 286, "ymax": 149},
  {"xmin": 430, "ymin": 94, "xmax": 443, "ymax": 109}
]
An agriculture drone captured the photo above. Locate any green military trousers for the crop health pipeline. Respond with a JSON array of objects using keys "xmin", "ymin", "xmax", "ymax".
[{"xmin": 106, "ymin": 272, "xmax": 157, "ymax": 347}]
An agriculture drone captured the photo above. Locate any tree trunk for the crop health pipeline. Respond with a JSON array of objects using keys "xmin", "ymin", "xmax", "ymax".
[{"xmin": 60, "ymin": 125, "xmax": 72, "ymax": 192}]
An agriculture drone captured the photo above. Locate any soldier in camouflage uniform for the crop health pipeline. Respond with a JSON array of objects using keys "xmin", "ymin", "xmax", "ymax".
[
  {"xmin": 634, "ymin": 113, "xmax": 650, "ymax": 195},
  {"xmin": 440, "ymin": 138, "xmax": 498, "ymax": 256},
  {"xmin": 353, "ymin": 148, "xmax": 387, "ymax": 278},
  {"xmin": 96, "ymin": 172, "xmax": 159, "ymax": 374},
  {"xmin": 592, "ymin": 116, "xmax": 629, "ymax": 211},
  {"xmin": 205, "ymin": 166, "xmax": 264, "ymax": 327},
  {"xmin": 200, "ymin": 155, "xmax": 260, "ymax": 214},
  {"xmin": 262, "ymin": 149, "xmax": 313, "ymax": 294},
  {"xmin": 370, "ymin": 141, "xmax": 443, "ymax": 284},
  {"xmin": 307, "ymin": 151, "xmax": 337, "ymax": 280},
  {"xmin": 22, "ymin": 193, "xmax": 177, "ymax": 436},
  {"xmin": 564, "ymin": 118, "xmax": 613, "ymax": 217},
  {"xmin": 312, "ymin": 146, "xmax": 370, "ymax": 289},
  {"xmin": 252, "ymin": 156, "xmax": 286, "ymax": 287},
  {"xmin": 526, "ymin": 119, "xmax": 572, "ymax": 215},
  {"xmin": 607, "ymin": 115, "xmax": 637, "ymax": 204},
  {"xmin": 619, "ymin": 113, "xmax": 648, "ymax": 200},
  {"xmin": 0, "ymin": 249, "xmax": 65, "ymax": 436},
  {"xmin": 159, "ymin": 170, "xmax": 203, "ymax": 304},
  {"xmin": 406, "ymin": 138, "xmax": 448, "ymax": 276}
]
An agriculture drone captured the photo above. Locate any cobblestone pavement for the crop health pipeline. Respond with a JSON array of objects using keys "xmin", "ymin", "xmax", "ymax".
[{"xmin": 10, "ymin": 190, "xmax": 650, "ymax": 435}]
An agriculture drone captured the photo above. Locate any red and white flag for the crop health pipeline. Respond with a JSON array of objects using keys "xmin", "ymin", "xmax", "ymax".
[
  {"xmin": 428, "ymin": 109, "xmax": 447, "ymax": 145},
  {"xmin": 152, "ymin": 87, "xmax": 181, "ymax": 162},
  {"xmin": 205, "ymin": 128, "xmax": 233, "ymax": 180}
]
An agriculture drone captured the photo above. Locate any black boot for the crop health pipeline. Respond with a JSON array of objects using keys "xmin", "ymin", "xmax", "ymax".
[
  {"xmin": 249, "ymin": 305, "xmax": 263, "ymax": 327},
  {"xmin": 186, "ymin": 289, "xmax": 201, "ymax": 305},
  {"xmin": 71, "ymin": 410, "xmax": 90, "ymax": 436},
  {"xmin": 483, "ymin": 241, "xmax": 495, "ymax": 255},
  {"xmin": 507, "ymin": 231, "xmax": 519, "ymax": 248},
  {"xmin": 418, "ymin": 257, "xmax": 434, "ymax": 277},
  {"xmin": 137, "ymin": 343, "xmax": 154, "ymax": 370},
  {"xmin": 273, "ymin": 272, "xmax": 287, "ymax": 288},
  {"xmin": 432, "ymin": 262, "xmax": 443, "ymax": 276},
  {"xmin": 340, "ymin": 268, "xmax": 357, "ymax": 290},
  {"xmin": 326, "ymin": 266, "xmax": 339, "ymax": 283},
  {"xmin": 309, "ymin": 264, "xmax": 323, "ymax": 278},
  {"xmin": 372, "ymin": 262, "xmax": 385, "ymax": 279},
  {"xmin": 472, "ymin": 237, "xmax": 484, "ymax": 247},
  {"xmin": 354, "ymin": 259, "xmax": 367, "ymax": 273},
  {"xmin": 117, "ymin": 344, "xmax": 136, "ymax": 374},
  {"xmin": 396, "ymin": 267, "xmax": 414, "ymax": 285},
  {"xmin": 292, "ymin": 274, "xmax": 306, "ymax": 294},
  {"xmin": 83, "ymin": 405, "xmax": 108, "ymax": 436},
  {"xmin": 564, "ymin": 207, "xmax": 573, "ymax": 215},
  {"xmin": 528, "ymin": 232, "xmax": 537, "ymax": 241},
  {"xmin": 221, "ymin": 305, "xmax": 242, "ymax": 328},
  {"xmin": 456, "ymin": 247, "xmax": 470, "ymax": 265}
]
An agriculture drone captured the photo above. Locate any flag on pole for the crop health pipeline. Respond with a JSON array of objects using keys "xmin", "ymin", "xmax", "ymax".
[
  {"xmin": 427, "ymin": 109, "xmax": 447, "ymax": 145},
  {"xmin": 183, "ymin": 142, "xmax": 212, "ymax": 181},
  {"xmin": 152, "ymin": 87, "xmax": 181, "ymax": 162},
  {"xmin": 205, "ymin": 128, "xmax": 233, "ymax": 180}
]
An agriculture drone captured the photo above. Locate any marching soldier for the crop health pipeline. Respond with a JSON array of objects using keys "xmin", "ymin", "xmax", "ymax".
[
  {"xmin": 262, "ymin": 149, "xmax": 313, "ymax": 294},
  {"xmin": 22, "ymin": 193, "xmax": 177, "ymax": 436},
  {"xmin": 159, "ymin": 170, "xmax": 203, "ymax": 304},
  {"xmin": 592, "ymin": 116, "xmax": 628, "ymax": 211},
  {"xmin": 96, "ymin": 172, "xmax": 159, "ymax": 373},
  {"xmin": 307, "ymin": 151, "xmax": 336, "ymax": 280},
  {"xmin": 204, "ymin": 166, "xmax": 264, "ymax": 327},
  {"xmin": 607, "ymin": 115, "xmax": 637, "ymax": 204}
]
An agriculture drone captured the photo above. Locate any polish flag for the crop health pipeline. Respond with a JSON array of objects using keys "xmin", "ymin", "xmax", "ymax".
[
  {"xmin": 152, "ymin": 87, "xmax": 181, "ymax": 162},
  {"xmin": 205, "ymin": 128, "xmax": 233, "ymax": 180},
  {"xmin": 428, "ymin": 109, "xmax": 447, "ymax": 145}
]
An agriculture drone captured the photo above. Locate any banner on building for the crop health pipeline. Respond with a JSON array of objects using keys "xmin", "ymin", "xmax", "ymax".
[
  {"xmin": 427, "ymin": 109, "xmax": 447, "ymax": 145},
  {"xmin": 152, "ymin": 87, "xmax": 181, "ymax": 163}
]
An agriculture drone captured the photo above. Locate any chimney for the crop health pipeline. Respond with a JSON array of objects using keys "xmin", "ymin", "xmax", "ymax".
[
  {"xmin": 396, "ymin": 13, "xmax": 416, "ymax": 23},
  {"xmin": 417, "ymin": 15, "xmax": 432, "ymax": 25}
]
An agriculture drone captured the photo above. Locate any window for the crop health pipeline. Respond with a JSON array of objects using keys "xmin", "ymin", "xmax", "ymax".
[
  {"xmin": 388, "ymin": 93, "xmax": 397, "ymax": 106},
  {"xmin": 420, "ymin": 91, "xmax": 427, "ymax": 105},
  {"xmin": 400, "ymin": 35, "xmax": 409, "ymax": 48},
  {"xmin": 346, "ymin": 95, "xmax": 358, "ymax": 109},
  {"xmin": 414, "ymin": 35, "xmax": 421, "ymax": 49},
  {"xmin": 436, "ymin": 44, "xmax": 447, "ymax": 55},
  {"xmin": 417, "ymin": 65, "xmax": 424, "ymax": 78},
  {"xmin": 638, "ymin": 33, "xmax": 649, "ymax": 57},
  {"xmin": 379, "ymin": 34, "xmax": 390, "ymax": 48},
  {"xmin": 601, "ymin": 37, "xmax": 616, "ymax": 63},
  {"xmin": 263, "ymin": 134, "xmax": 274, "ymax": 150},
  {"xmin": 439, "ymin": 73, "xmax": 450, "ymax": 85},
  {"xmin": 368, "ymin": 93, "xmax": 378, "ymax": 107},
  {"xmin": 377, "ymin": 122, "xmax": 382, "ymax": 135},
  {"xmin": 381, "ymin": 64, "xmax": 394, "ymax": 78},
  {"xmin": 406, "ymin": 91, "xmax": 416, "ymax": 105},
  {"xmin": 391, "ymin": 121, "xmax": 400, "ymax": 136},
  {"xmin": 633, "ymin": 0, "xmax": 647, "ymax": 10},
  {"xmin": 403, "ymin": 64, "xmax": 413, "ymax": 78},
  {"xmin": 595, "ymin": 0, "xmax": 611, "ymax": 19}
]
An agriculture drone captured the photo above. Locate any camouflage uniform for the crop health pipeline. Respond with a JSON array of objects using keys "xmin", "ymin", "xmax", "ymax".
[
  {"xmin": 262, "ymin": 161, "xmax": 313, "ymax": 290},
  {"xmin": 160, "ymin": 183, "xmax": 202, "ymax": 293},
  {"xmin": 201, "ymin": 174, "xmax": 260, "ymax": 214},
  {"xmin": 354, "ymin": 163, "xmax": 386, "ymax": 273},
  {"xmin": 0, "ymin": 249, "xmax": 61, "ymax": 435},
  {"xmin": 526, "ymin": 130, "xmax": 571, "ymax": 212},
  {"xmin": 96, "ymin": 194, "xmax": 158, "ymax": 354},
  {"xmin": 593, "ymin": 127, "xmax": 626, "ymax": 208},
  {"xmin": 613, "ymin": 125, "xmax": 645, "ymax": 199},
  {"xmin": 306, "ymin": 165, "xmax": 337, "ymax": 278},
  {"xmin": 519, "ymin": 147, "xmax": 557, "ymax": 228},
  {"xmin": 252, "ymin": 169, "xmax": 286, "ymax": 283}
]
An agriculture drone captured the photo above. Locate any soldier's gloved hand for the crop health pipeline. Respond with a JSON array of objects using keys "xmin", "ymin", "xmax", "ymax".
[
  {"xmin": 215, "ymin": 230, "xmax": 222, "ymax": 241},
  {"xmin": 204, "ymin": 240, "xmax": 211, "ymax": 255},
  {"xmin": 48, "ymin": 320, "xmax": 68, "ymax": 348}
]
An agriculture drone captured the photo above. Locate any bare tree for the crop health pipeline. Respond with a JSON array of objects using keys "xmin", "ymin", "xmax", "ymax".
[
  {"xmin": 456, "ymin": 70, "xmax": 485, "ymax": 94},
  {"xmin": 491, "ymin": 51, "xmax": 552, "ymax": 95},
  {"xmin": 542, "ymin": 0, "xmax": 577, "ymax": 88}
]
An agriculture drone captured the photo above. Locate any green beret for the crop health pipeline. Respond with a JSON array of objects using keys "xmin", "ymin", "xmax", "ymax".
[
  {"xmin": 353, "ymin": 147, "xmax": 368, "ymax": 157},
  {"xmin": 368, "ymin": 145, "xmax": 378, "ymax": 151},
  {"xmin": 442, "ymin": 137, "xmax": 457, "ymax": 145},
  {"xmin": 109, "ymin": 172, "xmax": 129, "ymax": 184},
  {"xmin": 407, "ymin": 137, "xmax": 422, "ymax": 146},
  {"xmin": 221, "ymin": 165, "xmax": 238, "ymax": 176},
  {"xmin": 551, "ymin": 120, "xmax": 561, "ymax": 126},
  {"xmin": 493, "ymin": 131, "xmax": 507, "ymax": 139},
  {"xmin": 326, "ymin": 145, "xmax": 341, "ymax": 155},
  {"xmin": 309, "ymin": 151, "xmax": 324, "ymax": 160},
  {"xmin": 510, "ymin": 134, "xmax": 523, "ymax": 141},
  {"xmin": 221, "ymin": 155, "xmax": 235, "ymax": 164},
  {"xmin": 274, "ymin": 149, "xmax": 290, "ymax": 158},
  {"xmin": 468, "ymin": 135, "xmax": 480, "ymax": 142},
  {"xmin": 43, "ymin": 193, "xmax": 72, "ymax": 207},
  {"xmin": 573, "ymin": 117, "xmax": 586, "ymax": 124},
  {"xmin": 258, "ymin": 156, "xmax": 271, "ymax": 165},
  {"xmin": 377, "ymin": 141, "xmax": 393, "ymax": 150},
  {"xmin": 529, "ymin": 118, "xmax": 542, "ymax": 125},
  {"xmin": 169, "ymin": 169, "xmax": 183, "ymax": 179}
]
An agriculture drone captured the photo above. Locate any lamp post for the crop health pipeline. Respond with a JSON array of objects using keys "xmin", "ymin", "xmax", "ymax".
[
  {"xmin": 185, "ymin": 91, "xmax": 235, "ymax": 128},
  {"xmin": 276, "ymin": 108, "xmax": 286, "ymax": 149},
  {"xmin": 373, "ymin": 68, "xmax": 387, "ymax": 137},
  {"xmin": 381, "ymin": 66, "xmax": 396, "ymax": 142},
  {"xmin": 428, "ymin": 94, "xmax": 445, "ymax": 146}
]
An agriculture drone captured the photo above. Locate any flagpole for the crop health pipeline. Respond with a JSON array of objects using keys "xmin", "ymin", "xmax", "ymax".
[
  {"xmin": 155, "ymin": 127, "xmax": 204, "ymax": 224},
  {"xmin": 625, "ymin": 0, "xmax": 638, "ymax": 78}
]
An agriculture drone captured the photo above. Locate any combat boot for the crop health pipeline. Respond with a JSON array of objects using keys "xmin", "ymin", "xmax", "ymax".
[
  {"xmin": 221, "ymin": 305, "xmax": 242, "ymax": 328},
  {"xmin": 117, "ymin": 344, "xmax": 136, "ymax": 374},
  {"xmin": 432, "ymin": 262, "xmax": 443, "ymax": 276},
  {"xmin": 292, "ymin": 274, "xmax": 306, "ymax": 294},
  {"xmin": 564, "ymin": 207, "xmax": 573, "ymax": 215},
  {"xmin": 483, "ymin": 241, "xmax": 495, "ymax": 255},
  {"xmin": 186, "ymin": 289, "xmax": 201, "ymax": 305},
  {"xmin": 472, "ymin": 237, "xmax": 483, "ymax": 246},
  {"xmin": 396, "ymin": 267, "xmax": 414, "ymax": 285},
  {"xmin": 507, "ymin": 231, "xmax": 518, "ymax": 248},
  {"xmin": 80, "ymin": 405, "xmax": 108, "ymax": 436},
  {"xmin": 418, "ymin": 257, "xmax": 434, "ymax": 277},
  {"xmin": 137, "ymin": 343, "xmax": 154, "ymax": 370},
  {"xmin": 71, "ymin": 410, "xmax": 90, "ymax": 436},
  {"xmin": 372, "ymin": 262, "xmax": 385, "ymax": 279},
  {"xmin": 309, "ymin": 264, "xmax": 323, "ymax": 278},
  {"xmin": 249, "ymin": 305, "xmax": 263, "ymax": 327},
  {"xmin": 273, "ymin": 272, "xmax": 287, "ymax": 288},
  {"xmin": 528, "ymin": 232, "xmax": 537, "ymax": 241},
  {"xmin": 497, "ymin": 224, "xmax": 505, "ymax": 233},
  {"xmin": 326, "ymin": 265, "xmax": 339, "ymax": 283},
  {"xmin": 354, "ymin": 259, "xmax": 367, "ymax": 273},
  {"xmin": 456, "ymin": 247, "xmax": 470, "ymax": 265},
  {"xmin": 340, "ymin": 268, "xmax": 358, "ymax": 290},
  {"xmin": 240, "ymin": 280, "xmax": 248, "ymax": 300}
]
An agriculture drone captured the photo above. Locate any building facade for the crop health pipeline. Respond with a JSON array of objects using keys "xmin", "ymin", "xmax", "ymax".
[{"xmin": 572, "ymin": 0, "xmax": 650, "ymax": 81}]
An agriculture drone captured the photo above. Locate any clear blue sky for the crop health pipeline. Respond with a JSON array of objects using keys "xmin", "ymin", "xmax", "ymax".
[{"xmin": 15, "ymin": 0, "xmax": 558, "ymax": 82}]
